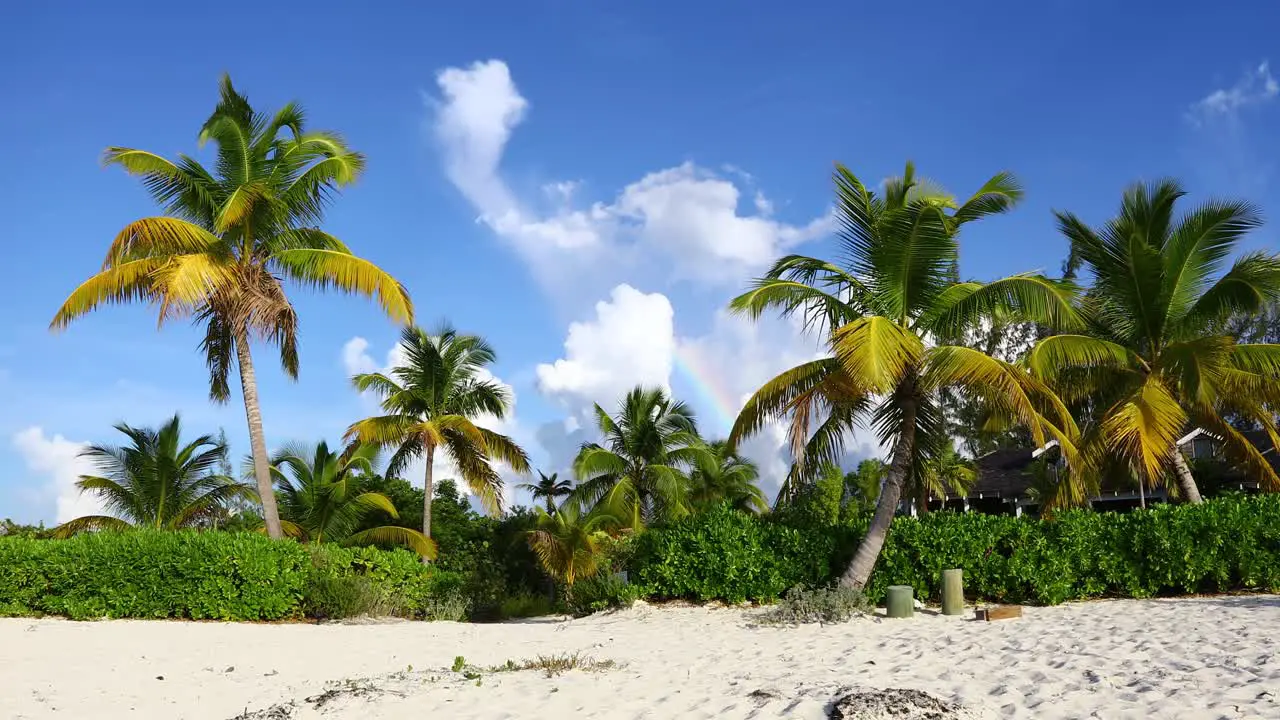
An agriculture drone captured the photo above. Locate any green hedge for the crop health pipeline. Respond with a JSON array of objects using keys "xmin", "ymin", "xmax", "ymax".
[
  {"xmin": 0, "ymin": 530, "xmax": 456, "ymax": 621},
  {"xmin": 631, "ymin": 504, "xmax": 842, "ymax": 603},
  {"xmin": 632, "ymin": 495, "xmax": 1280, "ymax": 605}
]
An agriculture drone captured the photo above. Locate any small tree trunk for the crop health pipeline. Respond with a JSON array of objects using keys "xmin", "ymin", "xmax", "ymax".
[
  {"xmin": 840, "ymin": 395, "xmax": 917, "ymax": 591},
  {"xmin": 422, "ymin": 444, "xmax": 435, "ymax": 562},
  {"xmin": 234, "ymin": 329, "xmax": 283, "ymax": 540},
  {"xmin": 1171, "ymin": 448, "xmax": 1204, "ymax": 504},
  {"xmin": 917, "ymin": 483, "xmax": 930, "ymax": 515}
]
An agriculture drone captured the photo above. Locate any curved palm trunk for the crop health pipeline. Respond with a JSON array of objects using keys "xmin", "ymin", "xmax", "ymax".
[
  {"xmin": 840, "ymin": 397, "xmax": 917, "ymax": 592},
  {"xmin": 1171, "ymin": 448, "xmax": 1204, "ymax": 504},
  {"xmin": 422, "ymin": 445, "xmax": 435, "ymax": 560},
  {"xmin": 234, "ymin": 330, "xmax": 283, "ymax": 540}
]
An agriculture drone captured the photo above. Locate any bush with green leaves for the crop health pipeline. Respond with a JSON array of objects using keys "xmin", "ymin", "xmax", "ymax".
[
  {"xmin": 305, "ymin": 544, "xmax": 465, "ymax": 619},
  {"xmin": 871, "ymin": 495, "xmax": 1280, "ymax": 604},
  {"xmin": 0, "ymin": 530, "xmax": 309, "ymax": 620},
  {"xmin": 0, "ymin": 530, "xmax": 461, "ymax": 621},
  {"xmin": 631, "ymin": 496, "xmax": 1280, "ymax": 606},
  {"xmin": 630, "ymin": 504, "xmax": 836, "ymax": 603},
  {"xmin": 566, "ymin": 572, "xmax": 641, "ymax": 616}
]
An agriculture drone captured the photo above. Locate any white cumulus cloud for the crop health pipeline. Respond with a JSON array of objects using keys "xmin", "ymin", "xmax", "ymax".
[
  {"xmin": 426, "ymin": 59, "xmax": 831, "ymax": 292},
  {"xmin": 534, "ymin": 286, "xmax": 885, "ymax": 498},
  {"xmin": 536, "ymin": 284, "xmax": 675, "ymax": 416},
  {"xmin": 12, "ymin": 427, "xmax": 104, "ymax": 524}
]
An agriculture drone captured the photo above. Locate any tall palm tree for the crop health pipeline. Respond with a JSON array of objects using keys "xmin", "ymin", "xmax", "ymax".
[
  {"xmin": 519, "ymin": 471, "xmax": 574, "ymax": 513},
  {"xmin": 269, "ymin": 441, "xmax": 433, "ymax": 557},
  {"xmin": 730, "ymin": 163, "xmax": 1081, "ymax": 591},
  {"xmin": 50, "ymin": 76, "xmax": 413, "ymax": 539},
  {"xmin": 53, "ymin": 414, "xmax": 255, "ymax": 537},
  {"xmin": 527, "ymin": 499, "xmax": 620, "ymax": 586},
  {"xmin": 1032, "ymin": 180, "xmax": 1280, "ymax": 501},
  {"xmin": 572, "ymin": 386, "xmax": 713, "ymax": 530},
  {"xmin": 911, "ymin": 443, "xmax": 976, "ymax": 513},
  {"xmin": 687, "ymin": 440, "xmax": 768, "ymax": 513},
  {"xmin": 345, "ymin": 324, "xmax": 530, "ymax": 542}
]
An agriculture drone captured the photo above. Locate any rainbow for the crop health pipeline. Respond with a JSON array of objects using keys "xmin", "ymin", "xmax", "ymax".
[{"xmin": 672, "ymin": 346, "xmax": 742, "ymax": 436}]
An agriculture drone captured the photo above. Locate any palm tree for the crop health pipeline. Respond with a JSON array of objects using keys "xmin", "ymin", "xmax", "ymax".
[
  {"xmin": 526, "ymin": 499, "xmax": 620, "ymax": 586},
  {"xmin": 519, "ymin": 471, "xmax": 574, "ymax": 513},
  {"xmin": 729, "ymin": 162, "xmax": 1081, "ymax": 591},
  {"xmin": 50, "ymin": 76, "xmax": 413, "ymax": 540},
  {"xmin": 53, "ymin": 414, "xmax": 255, "ymax": 537},
  {"xmin": 269, "ymin": 441, "xmax": 433, "ymax": 557},
  {"xmin": 687, "ymin": 440, "xmax": 768, "ymax": 513},
  {"xmin": 1032, "ymin": 180, "xmax": 1280, "ymax": 501},
  {"xmin": 345, "ymin": 324, "xmax": 530, "ymax": 542},
  {"xmin": 911, "ymin": 443, "xmax": 976, "ymax": 513},
  {"xmin": 572, "ymin": 386, "xmax": 713, "ymax": 529}
]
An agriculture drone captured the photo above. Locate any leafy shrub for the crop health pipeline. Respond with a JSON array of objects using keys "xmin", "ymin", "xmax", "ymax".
[
  {"xmin": 631, "ymin": 496, "xmax": 1280, "ymax": 606},
  {"xmin": 0, "ymin": 530, "xmax": 462, "ymax": 621},
  {"xmin": 566, "ymin": 573, "xmax": 641, "ymax": 616},
  {"xmin": 0, "ymin": 531, "xmax": 309, "ymax": 620},
  {"xmin": 758, "ymin": 585, "xmax": 871, "ymax": 625},
  {"xmin": 499, "ymin": 592, "xmax": 557, "ymax": 619},
  {"xmin": 301, "ymin": 575, "xmax": 387, "ymax": 620},
  {"xmin": 631, "ymin": 504, "xmax": 835, "ymax": 603},
  {"xmin": 355, "ymin": 479, "xmax": 551, "ymax": 619}
]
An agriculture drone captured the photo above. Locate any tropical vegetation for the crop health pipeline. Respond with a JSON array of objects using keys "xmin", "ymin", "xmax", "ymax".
[
  {"xmin": 727, "ymin": 163, "xmax": 1081, "ymax": 591},
  {"xmin": 526, "ymin": 499, "xmax": 618, "ymax": 586},
  {"xmin": 688, "ymin": 440, "xmax": 769, "ymax": 513},
  {"xmin": 571, "ymin": 387, "xmax": 713, "ymax": 530},
  {"xmin": 15, "ymin": 73, "xmax": 1280, "ymax": 623},
  {"xmin": 346, "ymin": 324, "xmax": 531, "ymax": 542},
  {"xmin": 1031, "ymin": 180, "xmax": 1280, "ymax": 503},
  {"xmin": 50, "ymin": 76, "xmax": 413, "ymax": 539},
  {"xmin": 520, "ymin": 471, "xmax": 574, "ymax": 513},
  {"xmin": 268, "ymin": 441, "xmax": 434, "ymax": 557},
  {"xmin": 52, "ymin": 415, "xmax": 255, "ymax": 538}
]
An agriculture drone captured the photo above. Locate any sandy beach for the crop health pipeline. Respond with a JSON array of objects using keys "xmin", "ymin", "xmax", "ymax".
[{"xmin": 3, "ymin": 595, "xmax": 1278, "ymax": 719}]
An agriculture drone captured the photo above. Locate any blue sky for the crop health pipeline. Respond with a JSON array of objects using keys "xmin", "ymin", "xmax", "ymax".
[{"xmin": 3, "ymin": 0, "xmax": 1278, "ymax": 523}]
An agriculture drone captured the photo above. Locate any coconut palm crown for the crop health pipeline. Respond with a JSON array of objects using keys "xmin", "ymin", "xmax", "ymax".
[
  {"xmin": 53, "ymin": 414, "xmax": 255, "ymax": 537},
  {"xmin": 519, "ymin": 471, "xmax": 575, "ymax": 513},
  {"xmin": 571, "ymin": 386, "xmax": 713, "ymax": 530},
  {"xmin": 269, "ymin": 441, "xmax": 433, "ymax": 558},
  {"xmin": 729, "ymin": 162, "xmax": 1082, "ymax": 591},
  {"xmin": 50, "ymin": 76, "xmax": 413, "ymax": 539},
  {"xmin": 345, "ymin": 324, "xmax": 531, "ymax": 541},
  {"xmin": 1031, "ymin": 180, "xmax": 1280, "ymax": 500}
]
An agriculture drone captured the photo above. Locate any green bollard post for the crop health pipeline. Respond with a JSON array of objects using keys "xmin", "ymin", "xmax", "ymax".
[
  {"xmin": 942, "ymin": 569, "xmax": 964, "ymax": 616},
  {"xmin": 885, "ymin": 585, "xmax": 914, "ymax": 618}
]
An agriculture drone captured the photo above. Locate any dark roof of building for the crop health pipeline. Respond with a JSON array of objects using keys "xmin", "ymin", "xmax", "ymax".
[{"xmin": 969, "ymin": 447, "xmax": 1037, "ymax": 499}]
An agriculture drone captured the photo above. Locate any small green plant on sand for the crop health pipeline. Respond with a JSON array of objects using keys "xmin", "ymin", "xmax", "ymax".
[
  {"xmin": 493, "ymin": 652, "xmax": 619, "ymax": 678},
  {"xmin": 759, "ymin": 585, "xmax": 871, "ymax": 626},
  {"xmin": 452, "ymin": 652, "xmax": 620, "ymax": 680}
]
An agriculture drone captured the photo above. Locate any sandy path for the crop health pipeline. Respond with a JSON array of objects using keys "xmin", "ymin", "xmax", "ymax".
[{"xmin": 2, "ymin": 596, "xmax": 1277, "ymax": 719}]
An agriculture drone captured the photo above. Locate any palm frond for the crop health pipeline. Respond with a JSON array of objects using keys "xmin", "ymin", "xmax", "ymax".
[
  {"xmin": 270, "ymin": 249, "xmax": 413, "ymax": 324},
  {"xmin": 345, "ymin": 525, "xmax": 436, "ymax": 558},
  {"xmin": 830, "ymin": 316, "xmax": 923, "ymax": 394},
  {"xmin": 51, "ymin": 515, "xmax": 131, "ymax": 538}
]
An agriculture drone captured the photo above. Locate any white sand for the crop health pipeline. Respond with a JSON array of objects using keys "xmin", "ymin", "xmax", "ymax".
[{"xmin": 3, "ymin": 596, "xmax": 1277, "ymax": 719}]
